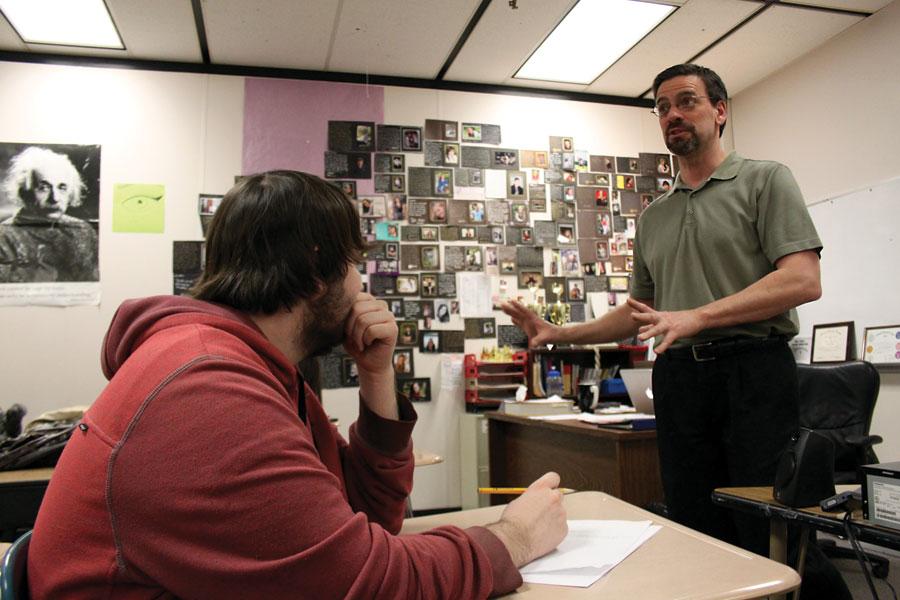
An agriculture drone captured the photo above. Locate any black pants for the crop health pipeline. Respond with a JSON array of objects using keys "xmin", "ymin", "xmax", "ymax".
[{"xmin": 653, "ymin": 340, "xmax": 851, "ymax": 599}]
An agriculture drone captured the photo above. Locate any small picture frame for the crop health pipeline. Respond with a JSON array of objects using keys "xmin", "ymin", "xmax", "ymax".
[
  {"xmin": 399, "ymin": 378, "xmax": 431, "ymax": 402},
  {"xmin": 862, "ymin": 324, "xmax": 900, "ymax": 367},
  {"xmin": 392, "ymin": 349, "xmax": 414, "ymax": 378},
  {"xmin": 397, "ymin": 321, "xmax": 418, "ymax": 347},
  {"xmin": 811, "ymin": 321, "xmax": 856, "ymax": 363},
  {"xmin": 401, "ymin": 127, "xmax": 422, "ymax": 151},
  {"xmin": 420, "ymin": 331, "xmax": 441, "ymax": 353}
]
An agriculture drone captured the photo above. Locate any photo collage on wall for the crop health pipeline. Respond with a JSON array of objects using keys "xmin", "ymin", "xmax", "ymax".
[
  {"xmin": 181, "ymin": 119, "xmax": 675, "ymax": 398},
  {"xmin": 315, "ymin": 118, "xmax": 675, "ymax": 395}
]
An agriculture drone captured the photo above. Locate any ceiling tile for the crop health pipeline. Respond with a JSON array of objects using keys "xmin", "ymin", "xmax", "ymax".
[
  {"xmin": 587, "ymin": 0, "xmax": 759, "ymax": 97},
  {"xmin": 202, "ymin": 0, "xmax": 340, "ymax": 70},
  {"xmin": 0, "ymin": 14, "xmax": 26, "ymax": 51},
  {"xmin": 695, "ymin": 4, "xmax": 863, "ymax": 95},
  {"xmin": 786, "ymin": 0, "xmax": 893, "ymax": 12},
  {"xmin": 108, "ymin": 0, "xmax": 201, "ymax": 62},
  {"xmin": 443, "ymin": 0, "xmax": 575, "ymax": 84},
  {"xmin": 329, "ymin": 0, "xmax": 483, "ymax": 78}
]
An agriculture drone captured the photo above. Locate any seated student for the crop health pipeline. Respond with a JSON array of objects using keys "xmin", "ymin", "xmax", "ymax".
[{"xmin": 28, "ymin": 171, "xmax": 567, "ymax": 599}]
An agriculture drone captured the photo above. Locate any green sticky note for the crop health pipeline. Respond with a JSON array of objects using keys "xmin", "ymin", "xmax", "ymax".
[{"xmin": 113, "ymin": 183, "xmax": 165, "ymax": 233}]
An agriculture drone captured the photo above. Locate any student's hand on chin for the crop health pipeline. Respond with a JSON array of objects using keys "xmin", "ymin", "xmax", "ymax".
[{"xmin": 344, "ymin": 293, "xmax": 398, "ymax": 375}]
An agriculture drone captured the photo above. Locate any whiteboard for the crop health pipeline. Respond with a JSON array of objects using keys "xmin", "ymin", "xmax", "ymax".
[{"xmin": 798, "ymin": 177, "xmax": 900, "ymax": 353}]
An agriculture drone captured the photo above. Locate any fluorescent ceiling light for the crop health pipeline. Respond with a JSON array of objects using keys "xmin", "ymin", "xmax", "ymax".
[
  {"xmin": 0, "ymin": 0, "xmax": 123, "ymax": 48},
  {"xmin": 515, "ymin": 0, "xmax": 674, "ymax": 85}
]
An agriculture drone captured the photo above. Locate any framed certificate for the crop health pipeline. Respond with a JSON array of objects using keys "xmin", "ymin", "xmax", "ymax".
[
  {"xmin": 811, "ymin": 321, "xmax": 855, "ymax": 363},
  {"xmin": 862, "ymin": 325, "xmax": 900, "ymax": 367}
]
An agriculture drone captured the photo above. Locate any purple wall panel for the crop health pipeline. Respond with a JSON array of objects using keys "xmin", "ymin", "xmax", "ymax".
[{"xmin": 242, "ymin": 78, "xmax": 384, "ymax": 194}]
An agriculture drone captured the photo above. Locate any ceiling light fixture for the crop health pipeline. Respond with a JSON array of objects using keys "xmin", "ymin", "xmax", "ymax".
[
  {"xmin": 0, "ymin": 0, "xmax": 123, "ymax": 49},
  {"xmin": 515, "ymin": 0, "xmax": 675, "ymax": 85}
]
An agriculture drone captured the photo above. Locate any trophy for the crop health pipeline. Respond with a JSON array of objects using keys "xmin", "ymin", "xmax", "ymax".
[
  {"xmin": 546, "ymin": 282, "xmax": 571, "ymax": 327},
  {"xmin": 526, "ymin": 283, "xmax": 546, "ymax": 319}
]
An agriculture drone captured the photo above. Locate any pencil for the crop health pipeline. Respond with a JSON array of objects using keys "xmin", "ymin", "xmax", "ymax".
[{"xmin": 478, "ymin": 487, "xmax": 576, "ymax": 495}]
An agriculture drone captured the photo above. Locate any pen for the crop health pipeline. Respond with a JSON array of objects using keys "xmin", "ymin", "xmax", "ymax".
[{"xmin": 478, "ymin": 487, "xmax": 576, "ymax": 495}]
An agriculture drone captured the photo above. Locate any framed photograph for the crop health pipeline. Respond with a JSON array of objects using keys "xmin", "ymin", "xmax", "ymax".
[
  {"xmin": 459, "ymin": 226, "xmax": 476, "ymax": 240},
  {"xmin": 863, "ymin": 325, "xmax": 900, "ymax": 366},
  {"xmin": 390, "ymin": 154, "xmax": 405, "ymax": 172},
  {"xmin": 608, "ymin": 275, "xmax": 630, "ymax": 292},
  {"xmin": 811, "ymin": 321, "xmax": 856, "ymax": 363},
  {"xmin": 341, "ymin": 357, "xmax": 359, "ymax": 387},
  {"xmin": 391, "ymin": 174, "xmax": 405, "ymax": 192},
  {"xmin": 518, "ymin": 271, "xmax": 543, "ymax": 289},
  {"xmin": 395, "ymin": 274, "xmax": 419, "ymax": 296},
  {"xmin": 558, "ymin": 223, "xmax": 575, "ymax": 244},
  {"xmin": 198, "ymin": 194, "xmax": 223, "ymax": 216},
  {"xmin": 399, "ymin": 378, "xmax": 431, "ymax": 402},
  {"xmin": 397, "ymin": 320, "xmax": 418, "ymax": 347},
  {"xmin": 420, "ymin": 245, "xmax": 440, "ymax": 270},
  {"xmin": 420, "ymin": 273, "xmax": 438, "ymax": 297},
  {"xmin": 508, "ymin": 171, "xmax": 526, "ymax": 198},
  {"xmin": 567, "ymin": 278, "xmax": 585, "ymax": 301},
  {"xmin": 462, "ymin": 124, "xmax": 482, "ymax": 142},
  {"xmin": 392, "ymin": 349, "xmax": 414, "ymax": 378},
  {"xmin": 428, "ymin": 199, "xmax": 447, "ymax": 223},
  {"xmin": 432, "ymin": 169, "xmax": 452, "ymax": 197},
  {"xmin": 420, "ymin": 225, "xmax": 438, "ymax": 241},
  {"xmin": 468, "ymin": 201, "xmax": 485, "ymax": 223},
  {"xmin": 420, "ymin": 331, "xmax": 441, "ymax": 353},
  {"xmin": 401, "ymin": 127, "xmax": 422, "ymax": 151},
  {"xmin": 388, "ymin": 298, "xmax": 404, "ymax": 318},
  {"xmin": 444, "ymin": 143, "xmax": 460, "ymax": 165}
]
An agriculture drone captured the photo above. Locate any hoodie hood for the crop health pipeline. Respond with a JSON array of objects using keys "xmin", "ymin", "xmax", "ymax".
[{"xmin": 101, "ymin": 295, "xmax": 296, "ymax": 389}]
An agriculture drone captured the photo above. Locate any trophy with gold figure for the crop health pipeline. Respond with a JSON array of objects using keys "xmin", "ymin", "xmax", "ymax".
[{"xmin": 546, "ymin": 282, "xmax": 571, "ymax": 327}]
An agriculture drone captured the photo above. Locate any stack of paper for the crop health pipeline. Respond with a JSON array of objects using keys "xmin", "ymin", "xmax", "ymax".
[{"xmin": 520, "ymin": 520, "xmax": 661, "ymax": 587}]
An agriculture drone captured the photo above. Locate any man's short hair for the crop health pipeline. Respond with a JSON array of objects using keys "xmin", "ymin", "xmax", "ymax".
[
  {"xmin": 192, "ymin": 171, "xmax": 366, "ymax": 314},
  {"xmin": 652, "ymin": 64, "xmax": 728, "ymax": 137},
  {"xmin": 4, "ymin": 146, "xmax": 85, "ymax": 207}
]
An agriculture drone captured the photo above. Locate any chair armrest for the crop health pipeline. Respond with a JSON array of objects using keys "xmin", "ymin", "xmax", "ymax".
[{"xmin": 846, "ymin": 434, "xmax": 882, "ymax": 448}]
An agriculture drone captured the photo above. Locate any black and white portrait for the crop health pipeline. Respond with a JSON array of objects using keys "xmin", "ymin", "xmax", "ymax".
[{"xmin": 0, "ymin": 143, "xmax": 101, "ymax": 292}]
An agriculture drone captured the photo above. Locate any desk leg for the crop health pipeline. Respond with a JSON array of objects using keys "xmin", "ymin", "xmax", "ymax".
[
  {"xmin": 769, "ymin": 518, "xmax": 789, "ymax": 600},
  {"xmin": 791, "ymin": 525, "xmax": 809, "ymax": 600}
]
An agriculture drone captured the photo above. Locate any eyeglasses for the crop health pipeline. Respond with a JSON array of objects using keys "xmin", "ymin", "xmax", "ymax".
[{"xmin": 651, "ymin": 95, "xmax": 710, "ymax": 118}]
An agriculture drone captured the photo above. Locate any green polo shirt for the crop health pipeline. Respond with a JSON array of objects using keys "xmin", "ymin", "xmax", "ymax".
[{"xmin": 630, "ymin": 151, "xmax": 821, "ymax": 347}]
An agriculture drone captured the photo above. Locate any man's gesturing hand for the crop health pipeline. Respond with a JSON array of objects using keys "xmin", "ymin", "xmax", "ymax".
[
  {"xmin": 627, "ymin": 297, "xmax": 704, "ymax": 354},
  {"xmin": 500, "ymin": 300, "xmax": 560, "ymax": 349}
]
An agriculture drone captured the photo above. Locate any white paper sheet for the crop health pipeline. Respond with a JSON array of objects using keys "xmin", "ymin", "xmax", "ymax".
[
  {"xmin": 458, "ymin": 272, "xmax": 493, "ymax": 317},
  {"xmin": 521, "ymin": 520, "xmax": 661, "ymax": 587},
  {"xmin": 484, "ymin": 169, "xmax": 507, "ymax": 199}
]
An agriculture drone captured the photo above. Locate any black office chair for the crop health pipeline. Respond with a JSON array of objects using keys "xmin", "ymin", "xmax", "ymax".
[
  {"xmin": 0, "ymin": 529, "xmax": 31, "ymax": 599},
  {"xmin": 797, "ymin": 360, "xmax": 889, "ymax": 578}
]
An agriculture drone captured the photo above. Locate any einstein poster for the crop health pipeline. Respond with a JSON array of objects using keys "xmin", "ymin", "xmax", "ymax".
[{"xmin": 0, "ymin": 142, "xmax": 101, "ymax": 306}]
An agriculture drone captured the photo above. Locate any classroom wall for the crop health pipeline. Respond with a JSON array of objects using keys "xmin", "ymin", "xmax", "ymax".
[
  {"xmin": 0, "ymin": 62, "xmax": 243, "ymax": 418},
  {"xmin": 730, "ymin": 0, "xmax": 900, "ymax": 460},
  {"xmin": 0, "ymin": 60, "xmax": 675, "ymax": 511}
]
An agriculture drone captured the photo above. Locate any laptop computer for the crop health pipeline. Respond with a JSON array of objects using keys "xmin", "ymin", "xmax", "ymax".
[{"xmin": 619, "ymin": 368, "xmax": 654, "ymax": 415}]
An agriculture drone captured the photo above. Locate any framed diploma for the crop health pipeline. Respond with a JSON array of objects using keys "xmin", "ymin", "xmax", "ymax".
[
  {"xmin": 811, "ymin": 321, "xmax": 855, "ymax": 363},
  {"xmin": 862, "ymin": 325, "xmax": 900, "ymax": 367}
]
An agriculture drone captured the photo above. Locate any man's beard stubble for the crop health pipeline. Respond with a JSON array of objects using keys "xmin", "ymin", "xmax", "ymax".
[
  {"xmin": 297, "ymin": 280, "xmax": 354, "ymax": 359},
  {"xmin": 664, "ymin": 121, "xmax": 699, "ymax": 157}
]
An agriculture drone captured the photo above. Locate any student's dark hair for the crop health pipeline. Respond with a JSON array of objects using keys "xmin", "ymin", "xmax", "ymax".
[
  {"xmin": 652, "ymin": 64, "xmax": 728, "ymax": 137},
  {"xmin": 192, "ymin": 170, "xmax": 366, "ymax": 314}
]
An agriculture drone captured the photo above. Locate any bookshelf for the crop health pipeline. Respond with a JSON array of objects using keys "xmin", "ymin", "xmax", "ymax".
[{"xmin": 528, "ymin": 345, "xmax": 648, "ymax": 402}]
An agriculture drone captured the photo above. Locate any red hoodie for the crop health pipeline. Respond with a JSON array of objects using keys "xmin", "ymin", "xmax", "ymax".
[{"xmin": 28, "ymin": 296, "xmax": 520, "ymax": 598}]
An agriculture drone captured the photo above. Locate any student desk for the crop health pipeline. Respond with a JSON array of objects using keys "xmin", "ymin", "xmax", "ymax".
[
  {"xmin": 486, "ymin": 413, "xmax": 663, "ymax": 508},
  {"xmin": 0, "ymin": 468, "xmax": 53, "ymax": 542},
  {"xmin": 712, "ymin": 486, "xmax": 900, "ymax": 568},
  {"xmin": 402, "ymin": 491, "xmax": 800, "ymax": 599}
]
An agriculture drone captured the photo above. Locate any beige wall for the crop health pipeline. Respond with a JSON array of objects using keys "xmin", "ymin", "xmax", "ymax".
[
  {"xmin": 730, "ymin": 0, "xmax": 900, "ymax": 460},
  {"xmin": 0, "ymin": 62, "xmax": 243, "ymax": 419}
]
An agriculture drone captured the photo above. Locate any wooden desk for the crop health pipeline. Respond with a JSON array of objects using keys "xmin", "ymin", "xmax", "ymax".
[
  {"xmin": 402, "ymin": 491, "xmax": 800, "ymax": 599},
  {"xmin": 0, "ymin": 468, "xmax": 53, "ymax": 541},
  {"xmin": 486, "ymin": 414, "xmax": 663, "ymax": 508}
]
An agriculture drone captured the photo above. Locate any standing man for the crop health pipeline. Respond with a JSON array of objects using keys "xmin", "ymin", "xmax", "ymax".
[
  {"xmin": 29, "ymin": 171, "xmax": 567, "ymax": 599},
  {"xmin": 502, "ymin": 64, "xmax": 842, "ymax": 594},
  {"xmin": 0, "ymin": 146, "xmax": 98, "ymax": 283}
]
